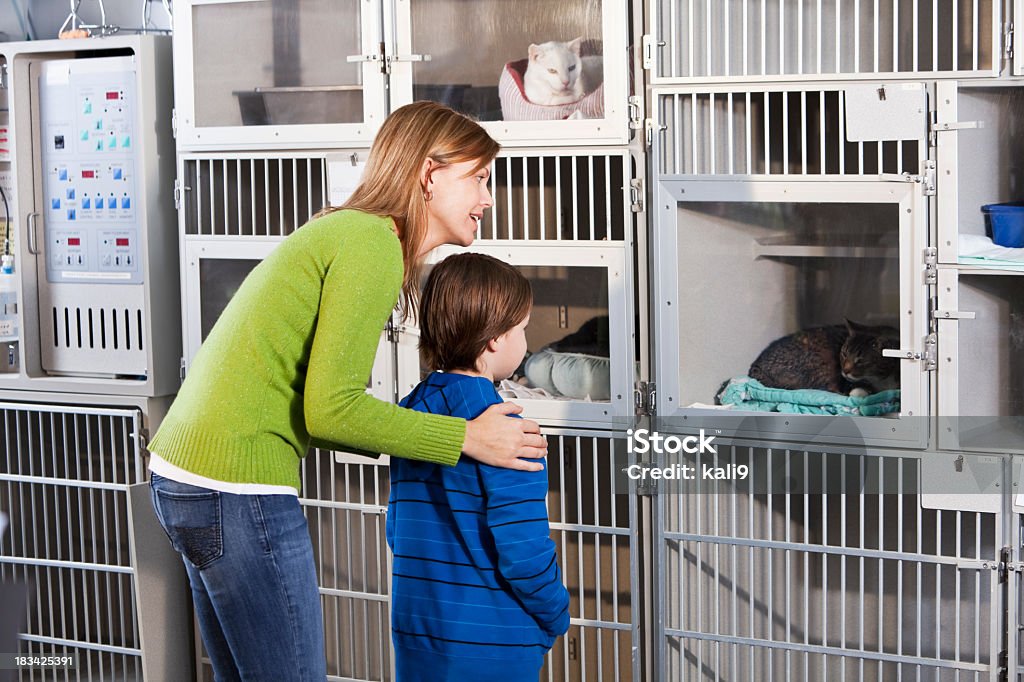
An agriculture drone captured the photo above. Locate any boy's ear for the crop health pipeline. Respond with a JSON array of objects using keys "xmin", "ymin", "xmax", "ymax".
[{"xmin": 485, "ymin": 337, "xmax": 501, "ymax": 353}]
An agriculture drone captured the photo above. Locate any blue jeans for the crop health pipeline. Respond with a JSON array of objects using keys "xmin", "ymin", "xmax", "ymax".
[{"xmin": 149, "ymin": 474, "xmax": 326, "ymax": 681}]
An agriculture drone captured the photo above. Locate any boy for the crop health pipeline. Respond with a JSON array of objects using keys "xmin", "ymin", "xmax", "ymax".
[{"xmin": 386, "ymin": 253, "xmax": 571, "ymax": 681}]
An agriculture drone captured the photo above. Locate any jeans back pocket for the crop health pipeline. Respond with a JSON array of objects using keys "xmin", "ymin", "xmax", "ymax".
[{"xmin": 152, "ymin": 488, "xmax": 224, "ymax": 569}]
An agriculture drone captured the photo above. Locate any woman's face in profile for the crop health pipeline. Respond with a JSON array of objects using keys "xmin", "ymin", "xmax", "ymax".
[{"xmin": 424, "ymin": 160, "xmax": 493, "ymax": 248}]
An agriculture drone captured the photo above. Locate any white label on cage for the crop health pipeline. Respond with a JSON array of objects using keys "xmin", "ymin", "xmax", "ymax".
[
  {"xmin": 844, "ymin": 84, "xmax": 927, "ymax": 142},
  {"xmin": 326, "ymin": 155, "xmax": 366, "ymax": 208}
]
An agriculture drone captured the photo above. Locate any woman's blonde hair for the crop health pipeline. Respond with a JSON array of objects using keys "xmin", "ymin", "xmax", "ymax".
[{"xmin": 316, "ymin": 101, "xmax": 499, "ymax": 316}]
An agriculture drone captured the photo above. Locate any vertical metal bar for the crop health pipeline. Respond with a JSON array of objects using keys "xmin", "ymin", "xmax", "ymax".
[
  {"xmin": 913, "ymin": 0, "xmax": 920, "ymax": 72},
  {"xmin": 817, "ymin": 0, "xmax": 823, "ymax": 73},
  {"xmin": 780, "ymin": 0, "xmax": 786, "ymax": 74},
  {"xmin": 557, "ymin": 438, "xmax": 569, "ymax": 682},
  {"xmin": 506, "ymin": 157, "xmax": 515, "ymax": 240},
  {"xmin": 569, "ymin": 156, "xmax": 578, "ymax": 240},
  {"xmin": 714, "ymin": 452, "xmax": 722, "ymax": 679},
  {"xmin": 798, "ymin": 0, "xmax": 804, "ymax": 74},
  {"xmin": 732, "ymin": 449, "xmax": 740, "ymax": 678},
  {"xmin": 604, "ymin": 156, "xmax": 612, "ymax": 240},
  {"xmin": 854, "ymin": 0, "xmax": 861, "ymax": 72},
  {"xmin": 743, "ymin": 0, "xmax": 749, "ymax": 75},
  {"xmin": 840, "ymin": 453, "xmax": 847, "ymax": 682},
  {"xmin": 764, "ymin": 90, "xmax": 771, "ymax": 176},
  {"xmin": 974, "ymin": 513, "xmax": 980, "ymax": 670},
  {"xmin": 207, "ymin": 160, "xmax": 216, "ymax": 235},
  {"xmin": 688, "ymin": 0, "xmax": 695, "ymax": 77},
  {"xmin": 972, "ymin": 0, "xmax": 979, "ymax": 71},
  {"xmin": 858, "ymin": 455, "xmax": 865, "ymax": 682},
  {"xmin": 522, "ymin": 157, "xmax": 530, "ymax": 241},
  {"xmin": 822, "ymin": 454, "xmax": 829, "ymax": 678},
  {"xmin": 894, "ymin": 0, "xmax": 900, "ymax": 71},
  {"xmin": 696, "ymin": 440, "xmax": 703, "ymax": 679},
  {"xmin": 264, "ymin": 158, "xmax": 271, "ymax": 236},
  {"xmin": 554, "ymin": 156, "xmax": 562, "ymax": 241},
  {"xmin": 725, "ymin": 0, "xmax": 731, "ymax": 75},
  {"xmin": 588, "ymin": 156, "xmax": 595, "ymax": 240},
  {"xmin": 762, "ymin": 0, "xmax": 768, "ymax": 74},
  {"xmin": 804, "ymin": 453, "xmax": 811, "ymax": 675},
  {"xmin": 611, "ymin": 440, "xmax": 620, "ymax": 675},
  {"xmin": 221, "ymin": 159, "xmax": 230, "ymax": 236},
  {"xmin": 745, "ymin": 92, "xmax": 753, "ymax": 174},
  {"xmin": 954, "ymin": 511, "xmax": 962, "ymax": 669},
  {"xmin": 250, "ymin": 157, "xmax": 258, "ymax": 236},
  {"xmin": 706, "ymin": 0, "xmax": 713, "ymax": 75},
  {"xmin": 935, "ymin": 510, "xmax": 942, "ymax": 669},
  {"xmin": 235, "ymin": 159, "xmax": 243, "ymax": 235},
  {"xmin": 709, "ymin": 93, "xmax": 717, "ymax": 174},
  {"xmin": 874, "ymin": 0, "xmax": 880, "ymax": 72},
  {"xmin": 727, "ymin": 93, "xmax": 735, "ymax": 174},
  {"xmin": 690, "ymin": 94, "xmax": 699, "ymax": 174},
  {"xmin": 591, "ymin": 440, "xmax": 602, "ymax": 682},
  {"xmin": 835, "ymin": 0, "xmax": 842, "ymax": 71},
  {"xmin": 670, "ymin": 0, "xmax": 678, "ymax": 77},
  {"xmin": 575, "ymin": 438, "xmax": 587, "ymax": 681},
  {"xmin": 933, "ymin": 0, "xmax": 939, "ymax": 72},
  {"xmin": 306, "ymin": 157, "xmax": 313, "ymax": 225},
  {"xmin": 538, "ymin": 155, "xmax": 547, "ymax": 241},
  {"xmin": 819, "ymin": 91, "xmax": 827, "ymax": 173},
  {"xmin": 782, "ymin": 92, "xmax": 790, "ymax": 174},
  {"xmin": 784, "ymin": 452, "xmax": 791, "ymax": 680},
  {"xmin": 800, "ymin": 91, "xmax": 808, "ymax": 174},
  {"xmin": 291, "ymin": 160, "xmax": 299, "ymax": 237}
]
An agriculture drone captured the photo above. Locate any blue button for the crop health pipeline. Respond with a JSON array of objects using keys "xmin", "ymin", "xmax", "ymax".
[
  {"xmin": 51, "ymin": 198, "xmax": 60, "ymax": 210},
  {"xmin": 112, "ymin": 168, "xmax": 122, "ymax": 180},
  {"xmin": 107, "ymin": 197, "xmax": 117, "ymax": 209},
  {"xmin": 82, "ymin": 197, "xmax": 91, "ymax": 209},
  {"xmin": 121, "ymin": 196, "xmax": 130, "ymax": 209},
  {"xmin": 58, "ymin": 169, "xmax": 68, "ymax": 181},
  {"xmin": 67, "ymin": 209, "xmax": 76, "ymax": 221},
  {"xmin": 66, "ymin": 189, "xmax": 75, "ymax": 200}
]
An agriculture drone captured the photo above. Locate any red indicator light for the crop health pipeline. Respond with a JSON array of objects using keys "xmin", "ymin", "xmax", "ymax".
[
  {"xmin": 116, "ymin": 238, "xmax": 129, "ymax": 246},
  {"xmin": 81, "ymin": 170, "xmax": 95, "ymax": 179},
  {"xmin": 106, "ymin": 91, "xmax": 119, "ymax": 100},
  {"xmin": 68, "ymin": 238, "xmax": 81, "ymax": 246}
]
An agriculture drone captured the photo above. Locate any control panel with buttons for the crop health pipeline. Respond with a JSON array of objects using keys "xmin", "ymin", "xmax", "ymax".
[{"xmin": 40, "ymin": 58, "xmax": 141, "ymax": 285}]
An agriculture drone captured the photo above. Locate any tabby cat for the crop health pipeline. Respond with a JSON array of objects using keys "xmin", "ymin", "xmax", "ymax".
[{"xmin": 747, "ymin": 320, "xmax": 900, "ymax": 395}]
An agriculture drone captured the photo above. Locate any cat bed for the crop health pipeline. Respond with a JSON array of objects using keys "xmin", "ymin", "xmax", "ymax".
[
  {"xmin": 499, "ymin": 58, "xmax": 605, "ymax": 121},
  {"xmin": 523, "ymin": 348, "xmax": 610, "ymax": 401},
  {"xmin": 718, "ymin": 377, "xmax": 900, "ymax": 416}
]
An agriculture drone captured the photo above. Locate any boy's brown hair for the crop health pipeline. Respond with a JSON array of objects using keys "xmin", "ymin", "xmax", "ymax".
[{"xmin": 419, "ymin": 253, "xmax": 532, "ymax": 373}]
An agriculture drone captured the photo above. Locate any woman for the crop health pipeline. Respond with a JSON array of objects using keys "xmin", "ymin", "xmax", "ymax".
[{"xmin": 148, "ymin": 101, "xmax": 546, "ymax": 681}]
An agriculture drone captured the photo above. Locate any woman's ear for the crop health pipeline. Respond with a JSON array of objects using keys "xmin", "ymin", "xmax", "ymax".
[{"xmin": 419, "ymin": 158, "xmax": 435, "ymax": 192}]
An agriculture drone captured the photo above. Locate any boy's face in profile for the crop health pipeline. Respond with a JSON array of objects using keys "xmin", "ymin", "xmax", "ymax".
[{"xmin": 487, "ymin": 313, "xmax": 530, "ymax": 381}]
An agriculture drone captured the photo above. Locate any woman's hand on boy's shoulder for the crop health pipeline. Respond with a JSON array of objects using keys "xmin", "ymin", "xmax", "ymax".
[{"xmin": 463, "ymin": 402, "xmax": 547, "ymax": 471}]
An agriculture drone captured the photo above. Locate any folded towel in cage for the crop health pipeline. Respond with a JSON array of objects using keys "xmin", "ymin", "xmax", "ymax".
[
  {"xmin": 958, "ymin": 234, "xmax": 1024, "ymax": 269},
  {"xmin": 717, "ymin": 376, "xmax": 900, "ymax": 416}
]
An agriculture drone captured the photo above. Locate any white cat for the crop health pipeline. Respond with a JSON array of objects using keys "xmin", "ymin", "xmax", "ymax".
[{"xmin": 523, "ymin": 37, "xmax": 603, "ymax": 107}]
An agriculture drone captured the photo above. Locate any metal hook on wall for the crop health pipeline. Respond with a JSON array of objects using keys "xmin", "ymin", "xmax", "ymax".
[{"xmin": 59, "ymin": 0, "xmax": 120, "ymax": 38}]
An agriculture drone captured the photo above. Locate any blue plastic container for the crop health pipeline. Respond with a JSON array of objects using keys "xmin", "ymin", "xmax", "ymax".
[{"xmin": 981, "ymin": 203, "xmax": 1024, "ymax": 248}]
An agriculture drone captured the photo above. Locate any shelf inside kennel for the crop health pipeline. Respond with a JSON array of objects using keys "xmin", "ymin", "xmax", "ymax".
[{"xmin": 754, "ymin": 237, "xmax": 898, "ymax": 260}]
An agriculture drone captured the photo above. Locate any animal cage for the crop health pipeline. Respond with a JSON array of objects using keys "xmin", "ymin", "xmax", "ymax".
[
  {"xmin": 0, "ymin": 396, "xmax": 189, "ymax": 681},
  {"xmin": 648, "ymin": 0, "xmax": 1003, "ymax": 82},
  {"xmin": 656, "ymin": 444, "xmax": 1003, "ymax": 680},
  {"xmin": 194, "ymin": 431, "xmax": 639, "ymax": 681}
]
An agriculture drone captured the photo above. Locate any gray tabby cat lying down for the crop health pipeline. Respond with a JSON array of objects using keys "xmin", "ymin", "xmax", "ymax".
[{"xmin": 747, "ymin": 320, "xmax": 900, "ymax": 396}]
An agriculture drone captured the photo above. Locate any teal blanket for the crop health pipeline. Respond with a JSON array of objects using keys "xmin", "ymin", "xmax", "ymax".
[{"xmin": 718, "ymin": 377, "xmax": 900, "ymax": 416}]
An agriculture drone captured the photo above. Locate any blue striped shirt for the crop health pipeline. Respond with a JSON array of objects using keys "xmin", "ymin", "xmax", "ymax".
[{"xmin": 387, "ymin": 372, "xmax": 570, "ymax": 680}]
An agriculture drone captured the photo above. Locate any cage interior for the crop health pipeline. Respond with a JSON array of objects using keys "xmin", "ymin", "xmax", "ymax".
[{"xmin": 675, "ymin": 201, "xmax": 901, "ymax": 411}]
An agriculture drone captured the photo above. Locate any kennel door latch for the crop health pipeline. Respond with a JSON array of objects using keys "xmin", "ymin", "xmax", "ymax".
[
  {"xmin": 933, "ymin": 309, "xmax": 976, "ymax": 320},
  {"xmin": 883, "ymin": 334, "xmax": 937, "ymax": 371},
  {"xmin": 879, "ymin": 160, "xmax": 935, "ymax": 195},
  {"xmin": 642, "ymin": 34, "xmax": 665, "ymax": 70}
]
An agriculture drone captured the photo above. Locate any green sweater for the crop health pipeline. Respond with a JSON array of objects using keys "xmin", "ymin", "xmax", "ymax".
[{"xmin": 148, "ymin": 210, "xmax": 466, "ymax": 491}]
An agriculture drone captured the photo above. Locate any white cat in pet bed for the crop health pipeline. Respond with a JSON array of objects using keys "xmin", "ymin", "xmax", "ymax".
[{"xmin": 524, "ymin": 37, "xmax": 603, "ymax": 106}]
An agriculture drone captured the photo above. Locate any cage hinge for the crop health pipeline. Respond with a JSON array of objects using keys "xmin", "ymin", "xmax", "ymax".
[
  {"xmin": 170, "ymin": 107, "xmax": 177, "ymax": 139},
  {"xmin": 179, "ymin": 356, "xmax": 186, "ymax": 381},
  {"xmin": 133, "ymin": 426, "xmax": 150, "ymax": 459},
  {"xmin": 630, "ymin": 178, "xmax": 644, "ymax": 213},
  {"xmin": 385, "ymin": 318, "xmax": 399, "ymax": 343},
  {"xmin": 628, "ymin": 95, "xmax": 643, "ymax": 131},
  {"xmin": 633, "ymin": 478, "xmax": 658, "ymax": 496},
  {"xmin": 923, "ymin": 246, "xmax": 938, "ymax": 285},
  {"xmin": 645, "ymin": 118, "xmax": 666, "ymax": 149},
  {"xmin": 641, "ymin": 34, "xmax": 664, "ymax": 70},
  {"xmin": 173, "ymin": 178, "xmax": 182, "ymax": 211},
  {"xmin": 634, "ymin": 380, "xmax": 656, "ymax": 416},
  {"xmin": 1004, "ymin": 22, "xmax": 1014, "ymax": 61}
]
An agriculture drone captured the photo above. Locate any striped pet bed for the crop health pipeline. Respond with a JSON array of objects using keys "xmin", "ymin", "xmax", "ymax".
[{"xmin": 498, "ymin": 58, "xmax": 605, "ymax": 121}]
